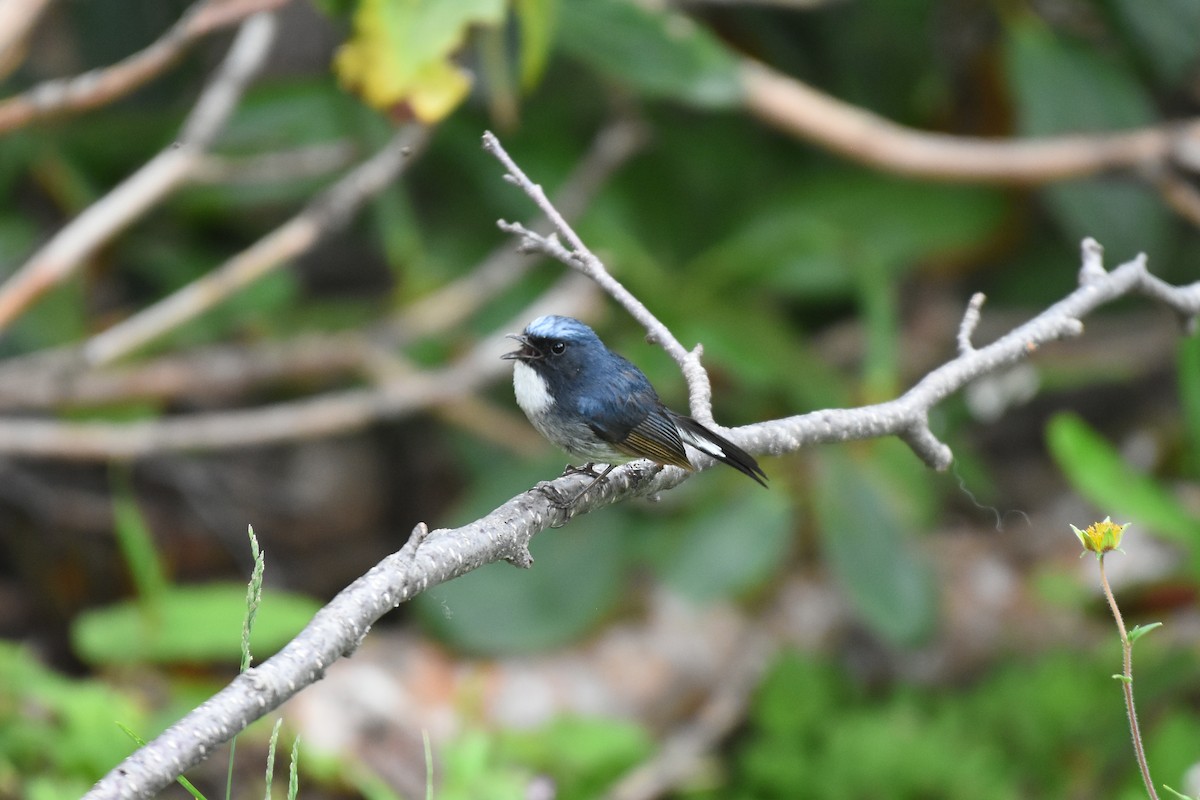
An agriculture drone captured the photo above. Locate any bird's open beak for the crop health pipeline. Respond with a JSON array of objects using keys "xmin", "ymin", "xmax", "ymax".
[{"xmin": 501, "ymin": 333, "xmax": 540, "ymax": 361}]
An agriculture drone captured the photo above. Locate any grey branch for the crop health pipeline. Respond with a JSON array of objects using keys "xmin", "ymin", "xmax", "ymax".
[{"xmin": 483, "ymin": 133, "xmax": 1200, "ymax": 470}]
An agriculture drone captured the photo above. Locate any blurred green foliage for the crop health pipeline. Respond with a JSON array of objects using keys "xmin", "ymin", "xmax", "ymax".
[
  {"xmin": 69, "ymin": 478, "xmax": 322, "ymax": 666},
  {"xmin": 1046, "ymin": 333, "xmax": 1200, "ymax": 575},
  {"xmin": 697, "ymin": 647, "xmax": 1200, "ymax": 799},
  {"xmin": 0, "ymin": 642, "xmax": 144, "ymax": 799}
]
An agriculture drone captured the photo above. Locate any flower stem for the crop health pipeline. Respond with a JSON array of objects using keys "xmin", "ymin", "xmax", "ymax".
[{"xmin": 1098, "ymin": 554, "xmax": 1158, "ymax": 800}]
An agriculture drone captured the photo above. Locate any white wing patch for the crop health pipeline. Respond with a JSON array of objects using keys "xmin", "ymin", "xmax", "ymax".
[
  {"xmin": 680, "ymin": 427, "xmax": 725, "ymax": 459},
  {"xmin": 512, "ymin": 361, "xmax": 555, "ymax": 415}
]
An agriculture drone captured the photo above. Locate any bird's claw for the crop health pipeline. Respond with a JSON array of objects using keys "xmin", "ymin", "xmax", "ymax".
[
  {"xmin": 560, "ymin": 462, "xmax": 605, "ymax": 478},
  {"xmin": 539, "ymin": 481, "xmax": 597, "ymax": 513}
]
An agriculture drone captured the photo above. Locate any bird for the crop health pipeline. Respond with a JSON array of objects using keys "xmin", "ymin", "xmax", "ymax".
[{"xmin": 502, "ymin": 315, "xmax": 767, "ymax": 504}]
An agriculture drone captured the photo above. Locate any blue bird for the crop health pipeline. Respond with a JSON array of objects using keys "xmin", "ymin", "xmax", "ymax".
[{"xmin": 503, "ymin": 315, "xmax": 767, "ymax": 503}]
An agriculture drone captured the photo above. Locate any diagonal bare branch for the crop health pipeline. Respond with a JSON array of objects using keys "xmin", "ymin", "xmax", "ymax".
[{"xmin": 81, "ymin": 125, "xmax": 429, "ymax": 367}]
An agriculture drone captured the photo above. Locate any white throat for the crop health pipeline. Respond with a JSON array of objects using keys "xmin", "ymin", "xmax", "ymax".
[{"xmin": 512, "ymin": 361, "xmax": 555, "ymax": 416}]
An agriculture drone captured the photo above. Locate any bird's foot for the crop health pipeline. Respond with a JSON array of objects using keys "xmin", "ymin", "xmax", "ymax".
[
  {"xmin": 535, "ymin": 481, "xmax": 572, "ymax": 510},
  {"xmin": 539, "ymin": 463, "xmax": 618, "ymax": 511},
  {"xmin": 560, "ymin": 462, "xmax": 605, "ymax": 478}
]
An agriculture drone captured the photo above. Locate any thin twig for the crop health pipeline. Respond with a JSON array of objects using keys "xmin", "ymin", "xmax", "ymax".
[
  {"xmin": 0, "ymin": 11, "xmax": 279, "ymax": 332},
  {"xmin": 956, "ymin": 293, "xmax": 986, "ymax": 355},
  {"xmin": 191, "ymin": 141, "xmax": 360, "ymax": 185},
  {"xmin": 384, "ymin": 118, "xmax": 646, "ymax": 347},
  {"xmin": 0, "ymin": 334, "xmax": 371, "ymax": 411},
  {"xmin": 0, "ymin": 0, "xmax": 289, "ymax": 133}
]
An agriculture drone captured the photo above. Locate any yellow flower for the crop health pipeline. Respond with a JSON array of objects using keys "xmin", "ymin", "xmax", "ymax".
[{"xmin": 1070, "ymin": 517, "xmax": 1129, "ymax": 556}]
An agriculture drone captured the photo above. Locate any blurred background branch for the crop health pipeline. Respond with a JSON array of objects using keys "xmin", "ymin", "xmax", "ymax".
[
  {"xmin": 0, "ymin": 10, "xmax": 279, "ymax": 330},
  {"xmin": 0, "ymin": 0, "xmax": 289, "ymax": 131}
]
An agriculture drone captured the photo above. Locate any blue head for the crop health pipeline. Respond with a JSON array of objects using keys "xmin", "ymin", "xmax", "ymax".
[{"xmin": 502, "ymin": 315, "xmax": 612, "ymax": 390}]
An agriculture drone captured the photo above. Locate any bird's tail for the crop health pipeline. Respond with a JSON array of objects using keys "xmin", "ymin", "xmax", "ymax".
[{"xmin": 670, "ymin": 413, "xmax": 768, "ymax": 487}]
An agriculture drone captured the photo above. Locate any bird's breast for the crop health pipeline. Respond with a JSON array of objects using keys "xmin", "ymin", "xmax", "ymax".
[{"xmin": 512, "ymin": 361, "xmax": 555, "ymax": 417}]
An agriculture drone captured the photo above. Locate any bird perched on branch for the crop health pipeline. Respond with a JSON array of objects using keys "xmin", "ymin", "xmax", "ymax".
[{"xmin": 503, "ymin": 315, "xmax": 767, "ymax": 505}]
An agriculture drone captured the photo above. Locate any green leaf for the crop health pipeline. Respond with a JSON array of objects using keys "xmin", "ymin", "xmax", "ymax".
[
  {"xmin": 438, "ymin": 730, "xmax": 530, "ymax": 800},
  {"xmin": 218, "ymin": 79, "xmax": 360, "ymax": 154},
  {"xmin": 1112, "ymin": 674, "xmax": 1132, "ymax": 684},
  {"xmin": 4, "ymin": 276, "xmax": 90, "ymax": 354},
  {"xmin": 334, "ymin": 0, "xmax": 506, "ymax": 120},
  {"xmin": 0, "ymin": 641, "xmax": 147, "ymax": 778},
  {"xmin": 812, "ymin": 450, "xmax": 938, "ymax": 645},
  {"xmin": 856, "ymin": 254, "xmax": 900, "ymax": 398},
  {"xmin": 655, "ymin": 486, "xmax": 792, "ymax": 603},
  {"xmin": 71, "ymin": 584, "xmax": 321, "ymax": 665},
  {"xmin": 500, "ymin": 717, "xmax": 652, "ymax": 798},
  {"xmin": 1042, "ymin": 178, "xmax": 1169, "ymax": 266},
  {"xmin": 1045, "ymin": 413, "xmax": 1200, "ymax": 556},
  {"xmin": 1128, "ymin": 621, "xmax": 1163, "ymax": 644},
  {"xmin": 1006, "ymin": 22, "xmax": 1155, "ymax": 135},
  {"xmin": 109, "ymin": 468, "xmax": 169, "ymax": 608},
  {"xmin": 1109, "ymin": 0, "xmax": 1200, "ymax": 86},
  {"xmin": 557, "ymin": 0, "xmax": 741, "ymax": 108},
  {"xmin": 1161, "ymin": 785, "xmax": 1195, "ymax": 800}
]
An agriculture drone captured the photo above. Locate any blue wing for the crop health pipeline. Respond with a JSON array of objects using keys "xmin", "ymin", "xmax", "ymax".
[{"xmin": 573, "ymin": 361, "xmax": 692, "ymax": 470}]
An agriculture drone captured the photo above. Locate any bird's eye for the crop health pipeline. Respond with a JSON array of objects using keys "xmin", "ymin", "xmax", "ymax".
[{"xmin": 550, "ymin": 341, "xmax": 566, "ymax": 355}]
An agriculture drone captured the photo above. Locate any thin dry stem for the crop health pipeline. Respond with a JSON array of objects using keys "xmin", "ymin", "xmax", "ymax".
[{"xmin": 1098, "ymin": 555, "xmax": 1159, "ymax": 800}]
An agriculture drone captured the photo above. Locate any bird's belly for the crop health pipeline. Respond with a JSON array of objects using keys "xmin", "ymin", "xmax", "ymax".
[
  {"xmin": 512, "ymin": 361, "xmax": 631, "ymax": 464},
  {"xmin": 527, "ymin": 411, "xmax": 630, "ymax": 464}
]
